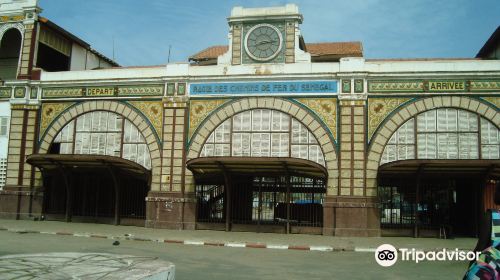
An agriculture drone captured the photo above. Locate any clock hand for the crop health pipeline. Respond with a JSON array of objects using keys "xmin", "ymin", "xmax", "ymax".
[{"xmin": 256, "ymin": 40, "xmax": 276, "ymax": 45}]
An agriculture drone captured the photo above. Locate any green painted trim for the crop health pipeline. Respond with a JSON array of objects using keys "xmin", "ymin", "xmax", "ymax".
[
  {"xmin": 480, "ymin": 97, "xmax": 500, "ymax": 111},
  {"xmin": 125, "ymin": 101, "xmax": 163, "ymax": 149}
]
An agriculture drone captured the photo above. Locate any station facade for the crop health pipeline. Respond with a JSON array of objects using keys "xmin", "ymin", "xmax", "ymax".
[{"xmin": 0, "ymin": 2, "xmax": 499, "ymax": 237}]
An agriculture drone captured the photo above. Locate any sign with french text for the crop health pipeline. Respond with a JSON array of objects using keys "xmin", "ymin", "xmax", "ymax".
[{"xmin": 189, "ymin": 80, "xmax": 338, "ymax": 95}]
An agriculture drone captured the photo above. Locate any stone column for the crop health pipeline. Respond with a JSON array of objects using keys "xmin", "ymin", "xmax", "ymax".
[
  {"xmin": 324, "ymin": 79, "xmax": 380, "ymax": 237},
  {"xmin": 145, "ymin": 93, "xmax": 195, "ymax": 230},
  {"xmin": 0, "ymin": 96, "xmax": 42, "ymax": 219},
  {"xmin": 17, "ymin": 20, "xmax": 37, "ymax": 80}
]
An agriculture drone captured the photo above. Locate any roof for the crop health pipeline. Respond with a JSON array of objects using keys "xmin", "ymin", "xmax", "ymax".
[
  {"xmin": 186, "ymin": 157, "xmax": 328, "ymax": 180},
  {"xmin": 476, "ymin": 26, "xmax": 500, "ymax": 58},
  {"xmin": 189, "ymin": 42, "xmax": 363, "ymax": 63},
  {"xmin": 38, "ymin": 17, "xmax": 120, "ymax": 67},
  {"xmin": 378, "ymin": 159, "xmax": 500, "ymax": 180},
  {"xmin": 26, "ymin": 154, "xmax": 151, "ymax": 182},
  {"xmin": 189, "ymin": 45, "xmax": 229, "ymax": 61},
  {"xmin": 306, "ymin": 42, "xmax": 363, "ymax": 57}
]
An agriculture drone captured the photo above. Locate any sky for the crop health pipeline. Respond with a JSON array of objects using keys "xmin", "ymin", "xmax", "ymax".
[{"xmin": 38, "ymin": 0, "xmax": 500, "ymax": 67}]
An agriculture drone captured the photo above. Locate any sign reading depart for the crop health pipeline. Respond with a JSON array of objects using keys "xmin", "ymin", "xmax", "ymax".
[
  {"xmin": 189, "ymin": 81, "xmax": 338, "ymax": 95},
  {"xmin": 85, "ymin": 87, "xmax": 115, "ymax": 96},
  {"xmin": 428, "ymin": 81, "xmax": 466, "ymax": 92}
]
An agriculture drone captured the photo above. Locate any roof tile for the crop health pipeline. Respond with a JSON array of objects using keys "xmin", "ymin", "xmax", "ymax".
[{"xmin": 189, "ymin": 42, "xmax": 363, "ymax": 62}]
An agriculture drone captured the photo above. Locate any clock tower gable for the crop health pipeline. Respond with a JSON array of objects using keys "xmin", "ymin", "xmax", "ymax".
[{"xmin": 222, "ymin": 4, "xmax": 310, "ymax": 65}]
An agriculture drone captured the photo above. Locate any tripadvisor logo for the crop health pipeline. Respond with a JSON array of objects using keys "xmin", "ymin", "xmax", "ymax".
[
  {"xmin": 374, "ymin": 244, "xmax": 480, "ymax": 267},
  {"xmin": 375, "ymin": 244, "xmax": 398, "ymax": 267}
]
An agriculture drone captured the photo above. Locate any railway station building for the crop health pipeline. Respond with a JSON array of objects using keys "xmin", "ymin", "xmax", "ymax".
[{"xmin": 0, "ymin": 1, "xmax": 499, "ymax": 237}]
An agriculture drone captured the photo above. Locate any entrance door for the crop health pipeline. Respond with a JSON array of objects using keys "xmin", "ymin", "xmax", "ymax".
[{"xmin": 196, "ymin": 175, "xmax": 325, "ymax": 233}]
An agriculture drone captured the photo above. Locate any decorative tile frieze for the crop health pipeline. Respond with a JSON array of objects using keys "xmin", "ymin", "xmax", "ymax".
[
  {"xmin": 368, "ymin": 80, "xmax": 424, "ymax": 93},
  {"xmin": 295, "ymin": 98, "xmax": 337, "ymax": 140},
  {"xmin": 0, "ymin": 15, "xmax": 25, "ymax": 23},
  {"xmin": 367, "ymin": 97, "xmax": 412, "ymax": 141},
  {"xmin": 11, "ymin": 104, "xmax": 39, "ymax": 110},
  {"xmin": 354, "ymin": 79, "xmax": 364, "ymax": 93},
  {"xmin": 30, "ymin": 88, "xmax": 37, "ymax": 99},
  {"xmin": 369, "ymin": 80, "xmax": 500, "ymax": 93},
  {"xmin": 0, "ymin": 87, "xmax": 11, "ymax": 98},
  {"xmin": 177, "ymin": 83, "xmax": 186, "ymax": 96},
  {"xmin": 471, "ymin": 81, "xmax": 500, "ymax": 92},
  {"xmin": 128, "ymin": 101, "xmax": 164, "ymax": 137},
  {"xmin": 341, "ymin": 80, "xmax": 351, "ymax": 93},
  {"xmin": 14, "ymin": 87, "xmax": 26, "ymax": 98},
  {"xmin": 167, "ymin": 83, "xmax": 175, "ymax": 96},
  {"xmin": 42, "ymin": 88, "xmax": 83, "ymax": 98},
  {"xmin": 40, "ymin": 102, "xmax": 74, "ymax": 138},
  {"xmin": 42, "ymin": 85, "xmax": 166, "ymax": 98},
  {"xmin": 118, "ymin": 85, "xmax": 164, "ymax": 96},
  {"xmin": 189, "ymin": 99, "xmax": 229, "ymax": 140}
]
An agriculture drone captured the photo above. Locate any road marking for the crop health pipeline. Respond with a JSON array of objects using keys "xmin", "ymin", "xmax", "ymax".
[
  {"xmin": 184, "ymin": 240, "xmax": 204, "ymax": 246},
  {"xmin": 354, "ymin": 247, "xmax": 376, "ymax": 252},
  {"xmin": 310, "ymin": 246, "xmax": 333, "ymax": 252},
  {"xmin": 225, "ymin": 243, "xmax": 246, "ymax": 248},
  {"xmin": 267, "ymin": 244, "xmax": 289, "ymax": 250}
]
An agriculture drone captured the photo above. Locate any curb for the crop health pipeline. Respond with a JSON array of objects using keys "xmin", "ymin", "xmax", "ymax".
[
  {"xmin": 3, "ymin": 227, "xmax": 347, "ymax": 252},
  {"xmin": 1, "ymin": 226, "xmax": 475, "ymax": 254},
  {"xmin": 3, "ymin": 227, "xmax": 470, "ymax": 253}
]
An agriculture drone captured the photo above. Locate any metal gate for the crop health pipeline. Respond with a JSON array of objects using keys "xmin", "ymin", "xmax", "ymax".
[{"xmin": 196, "ymin": 175, "xmax": 325, "ymax": 230}]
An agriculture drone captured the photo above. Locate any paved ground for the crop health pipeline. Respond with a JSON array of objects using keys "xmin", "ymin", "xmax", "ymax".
[
  {"xmin": 0, "ymin": 219, "xmax": 478, "ymax": 279},
  {"xmin": 0, "ymin": 219, "xmax": 477, "ymax": 252},
  {"xmin": 0, "ymin": 252, "xmax": 175, "ymax": 280},
  {"xmin": 0, "ymin": 230, "xmax": 470, "ymax": 280}
]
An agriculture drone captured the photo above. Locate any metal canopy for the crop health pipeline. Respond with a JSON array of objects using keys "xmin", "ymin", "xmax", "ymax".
[
  {"xmin": 26, "ymin": 154, "xmax": 151, "ymax": 182},
  {"xmin": 186, "ymin": 157, "xmax": 328, "ymax": 179},
  {"xmin": 379, "ymin": 159, "xmax": 500, "ymax": 179}
]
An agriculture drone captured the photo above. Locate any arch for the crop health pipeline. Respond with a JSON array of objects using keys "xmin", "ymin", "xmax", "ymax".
[
  {"xmin": 187, "ymin": 97, "xmax": 339, "ymax": 194},
  {"xmin": 38, "ymin": 100, "xmax": 162, "ymax": 191},
  {"xmin": 366, "ymin": 96, "xmax": 500, "ymax": 188},
  {"xmin": 0, "ymin": 24, "xmax": 24, "ymax": 80},
  {"xmin": 0, "ymin": 23, "xmax": 25, "ymax": 42}
]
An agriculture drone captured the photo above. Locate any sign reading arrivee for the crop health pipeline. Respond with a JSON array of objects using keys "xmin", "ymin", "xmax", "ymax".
[
  {"xmin": 428, "ymin": 81, "xmax": 466, "ymax": 92},
  {"xmin": 189, "ymin": 80, "xmax": 338, "ymax": 95}
]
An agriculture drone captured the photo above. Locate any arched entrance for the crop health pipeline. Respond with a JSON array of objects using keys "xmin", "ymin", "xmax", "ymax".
[
  {"xmin": 374, "ymin": 106, "xmax": 500, "ymax": 237},
  {"xmin": 27, "ymin": 154, "xmax": 150, "ymax": 226},
  {"xmin": 32, "ymin": 109, "xmax": 157, "ymax": 226},
  {"xmin": 188, "ymin": 107, "xmax": 331, "ymax": 234},
  {"xmin": 0, "ymin": 28, "xmax": 22, "ymax": 80}
]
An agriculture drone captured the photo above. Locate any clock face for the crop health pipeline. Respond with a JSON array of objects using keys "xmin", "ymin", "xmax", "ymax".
[{"xmin": 244, "ymin": 24, "xmax": 283, "ymax": 62}]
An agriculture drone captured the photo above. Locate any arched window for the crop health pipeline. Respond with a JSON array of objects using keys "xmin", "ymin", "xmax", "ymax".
[
  {"xmin": 52, "ymin": 111, "xmax": 151, "ymax": 169},
  {"xmin": 0, "ymin": 28, "xmax": 22, "ymax": 80},
  {"xmin": 381, "ymin": 108, "xmax": 500, "ymax": 165},
  {"xmin": 201, "ymin": 109, "xmax": 325, "ymax": 166}
]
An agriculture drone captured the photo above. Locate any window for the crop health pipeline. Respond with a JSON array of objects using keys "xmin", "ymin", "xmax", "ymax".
[
  {"xmin": 381, "ymin": 108, "xmax": 499, "ymax": 165},
  {"xmin": 0, "ymin": 117, "xmax": 9, "ymax": 137},
  {"xmin": 201, "ymin": 109, "xmax": 325, "ymax": 166},
  {"xmin": 53, "ymin": 111, "xmax": 151, "ymax": 169}
]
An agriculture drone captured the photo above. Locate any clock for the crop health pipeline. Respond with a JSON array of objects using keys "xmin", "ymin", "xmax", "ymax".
[{"xmin": 244, "ymin": 24, "xmax": 283, "ymax": 62}]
